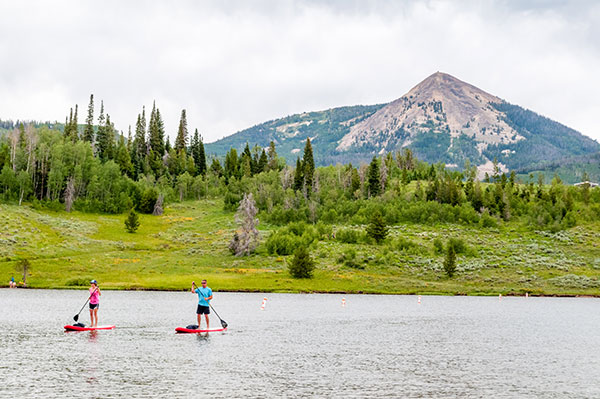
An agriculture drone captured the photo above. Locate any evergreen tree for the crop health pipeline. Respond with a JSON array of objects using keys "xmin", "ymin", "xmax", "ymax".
[
  {"xmin": 72, "ymin": 104, "xmax": 78, "ymax": 141},
  {"xmin": 210, "ymin": 158, "xmax": 223, "ymax": 176},
  {"xmin": 191, "ymin": 129, "xmax": 206, "ymax": 176},
  {"xmin": 288, "ymin": 246, "xmax": 315, "ymax": 279},
  {"xmin": 116, "ymin": 134, "xmax": 133, "ymax": 177},
  {"xmin": 95, "ymin": 101, "xmax": 109, "ymax": 160},
  {"xmin": 224, "ymin": 148, "xmax": 239, "ymax": 181},
  {"xmin": 174, "ymin": 109, "xmax": 188, "ymax": 153},
  {"xmin": 165, "ymin": 136, "xmax": 171, "ymax": 153},
  {"xmin": 350, "ymin": 166, "xmax": 361, "ymax": 197},
  {"xmin": 124, "ymin": 209, "xmax": 140, "ymax": 233},
  {"xmin": 303, "ymin": 138, "xmax": 314, "ymax": 193},
  {"xmin": 366, "ymin": 210, "xmax": 388, "ymax": 244},
  {"xmin": 443, "ymin": 244, "xmax": 456, "ymax": 277},
  {"xmin": 241, "ymin": 143, "xmax": 254, "ymax": 175},
  {"xmin": 257, "ymin": 149, "xmax": 268, "ymax": 173},
  {"xmin": 293, "ymin": 157, "xmax": 303, "ymax": 191},
  {"xmin": 83, "ymin": 94, "xmax": 94, "ymax": 143},
  {"xmin": 367, "ymin": 157, "xmax": 381, "ymax": 197},
  {"xmin": 267, "ymin": 140, "xmax": 278, "ymax": 171}
]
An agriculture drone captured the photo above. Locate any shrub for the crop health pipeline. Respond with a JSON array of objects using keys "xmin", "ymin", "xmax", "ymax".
[
  {"xmin": 338, "ymin": 248, "xmax": 364, "ymax": 269},
  {"xmin": 480, "ymin": 211, "xmax": 498, "ymax": 228},
  {"xmin": 448, "ymin": 237, "xmax": 468, "ymax": 255},
  {"xmin": 265, "ymin": 231, "xmax": 299, "ymax": 256},
  {"xmin": 336, "ymin": 228, "xmax": 362, "ymax": 244},
  {"xmin": 66, "ymin": 277, "xmax": 93, "ymax": 287},
  {"xmin": 395, "ymin": 236, "xmax": 418, "ymax": 252},
  {"xmin": 289, "ymin": 246, "xmax": 315, "ymax": 278},
  {"xmin": 433, "ymin": 238, "xmax": 444, "ymax": 254},
  {"xmin": 138, "ymin": 188, "xmax": 158, "ymax": 214}
]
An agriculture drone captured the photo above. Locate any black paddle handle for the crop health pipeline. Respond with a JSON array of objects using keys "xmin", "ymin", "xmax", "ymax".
[
  {"xmin": 75, "ymin": 287, "xmax": 97, "ymax": 319},
  {"xmin": 193, "ymin": 283, "xmax": 225, "ymax": 322}
]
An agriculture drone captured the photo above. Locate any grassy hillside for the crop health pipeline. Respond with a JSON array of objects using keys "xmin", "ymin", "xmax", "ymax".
[{"xmin": 1, "ymin": 200, "xmax": 599, "ymax": 295}]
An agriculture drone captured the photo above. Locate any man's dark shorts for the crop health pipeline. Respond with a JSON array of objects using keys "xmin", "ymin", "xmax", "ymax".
[{"xmin": 196, "ymin": 305, "xmax": 210, "ymax": 315}]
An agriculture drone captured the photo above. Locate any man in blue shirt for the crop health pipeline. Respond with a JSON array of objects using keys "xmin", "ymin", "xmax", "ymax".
[{"xmin": 192, "ymin": 279, "xmax": 213, "ymax": 330}]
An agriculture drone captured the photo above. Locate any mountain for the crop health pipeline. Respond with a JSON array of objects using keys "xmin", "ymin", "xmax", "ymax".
[{"xmin": 205, "ymin": 72, "xmax": 600, "ymax": 171}]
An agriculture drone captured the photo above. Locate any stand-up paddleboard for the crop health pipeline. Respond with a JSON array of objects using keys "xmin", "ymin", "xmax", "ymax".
[
  {"xmin": 64, "ymin": 325, "xmax": 115, "ymax": 331},
  {"xmin": 175, "ymin": 327, "xmax": 227, "ymax": 334}
]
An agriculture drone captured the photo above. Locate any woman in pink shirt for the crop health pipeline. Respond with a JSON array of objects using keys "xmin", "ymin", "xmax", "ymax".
[{"xmin": 89, "ymin": 280, "xmax": 101, "ymax": 327}]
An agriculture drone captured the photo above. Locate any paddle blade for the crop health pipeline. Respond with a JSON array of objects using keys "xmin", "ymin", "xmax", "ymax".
[
  {"xmin": 73, "ymin": 314, "xmax": 79, "ymax": 322},
  {"xmin": 220, "ymin": 320, "xmax": 228, "ymax": 328}
]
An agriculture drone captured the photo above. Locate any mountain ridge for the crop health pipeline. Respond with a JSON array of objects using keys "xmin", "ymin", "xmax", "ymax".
[{"xmin": 206, "ymin": 72, "xmax": 599, "ymax": 172}]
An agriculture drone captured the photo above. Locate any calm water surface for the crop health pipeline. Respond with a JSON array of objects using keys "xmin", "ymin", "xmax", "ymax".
[{"xmin": 0, "ymin": 289, "xmax": 599, "ymax": 398}]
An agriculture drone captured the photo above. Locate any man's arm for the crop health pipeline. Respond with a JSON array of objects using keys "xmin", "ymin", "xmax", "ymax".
[{"xmin": 191, "ymin": 281, "xmax": 196, "ymax": 293}]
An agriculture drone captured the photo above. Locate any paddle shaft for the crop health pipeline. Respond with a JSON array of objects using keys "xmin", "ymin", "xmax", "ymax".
[
  {"xmin": 193, "ymin": 282, "xmax": 227, "ymax": 328},
  {"xmin": 74, "ymin": 287, "xmax": 97, "ymax": 321}
]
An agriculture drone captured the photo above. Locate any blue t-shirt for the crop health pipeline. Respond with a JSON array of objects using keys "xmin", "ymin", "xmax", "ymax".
[{"xmin": 195, "ymin": 287, "xmax": 212, "ymax": 307}]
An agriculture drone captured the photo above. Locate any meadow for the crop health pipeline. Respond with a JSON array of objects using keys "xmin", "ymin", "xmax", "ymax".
[{"xmin": 2, "ymin": 199, "xmax": 599, "ymax": 296}]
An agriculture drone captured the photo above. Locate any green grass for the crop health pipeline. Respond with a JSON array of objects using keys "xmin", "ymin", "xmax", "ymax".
[{"xmin": 1, "ymin": 200, "xmax": 600, "ymax": 295}]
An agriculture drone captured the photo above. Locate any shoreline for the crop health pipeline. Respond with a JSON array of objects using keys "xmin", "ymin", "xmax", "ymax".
[{"xmin": 2, "ymin": 286, "xmax": 599, "ymax": 298}]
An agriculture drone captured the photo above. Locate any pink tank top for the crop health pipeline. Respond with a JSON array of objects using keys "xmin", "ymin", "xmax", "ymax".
[{"xmin": 89, "ymin": 287, "xmax": 100, "ymax": 304}]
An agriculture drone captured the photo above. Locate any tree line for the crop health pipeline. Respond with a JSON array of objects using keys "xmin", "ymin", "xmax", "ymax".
[{"xmin": 1, "ymin": 96, "xmax": 600, "ymax": 234}]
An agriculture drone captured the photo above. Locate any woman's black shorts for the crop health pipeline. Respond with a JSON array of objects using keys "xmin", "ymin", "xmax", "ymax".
[
  {"xmin": 196, "ymin": 305, "xmax": 210, "ymax": 315},
  {"xmin": 89, "ymin": 303, "xmax": 99, "ymax": 309}
]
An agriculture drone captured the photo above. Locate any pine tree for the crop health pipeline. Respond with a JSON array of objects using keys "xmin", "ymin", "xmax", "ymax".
[
  {"xmin": 124, "ymin": 209, "xmax": 140, "ymax": 233},
  {"xmin": 443, "ymin": 243, "xmax": 456, "ymax": 277},
  {"xmin": 303, "ymin": 138, "xmax": 314, "ymax": 193},
  {"xmin": 224, "ymin": 148, "xmax": 239, "ymax": 181},
  {"xmin": 197, "ymin": 135, "xmax": 206, "ymax": 176},
  {"xmin": 350, "ymin": 166, "xmax": 360, "ymax": 197},
  {"xmin": 116, "ymin": 134, "xmax": 133, "ymax": 176},
  {"xmin": 366, "ymin": 210, "xmax": 388, "ymax": 244},
  {"xmin": 174, "ymin": 109, "xmax": 188, "ymax": 153},
  {"xmin": 257, "ymin": 149, "xmax": 268, "ymax": 173},
  {"xmin": 95, "ymin": 101, "xmax": 109, "ymax": 160},
  {"xmin": 288, "ymin": 246, "xmax": 315, "ymax": 279},
  {"xmin": 83, "ymin": 94, "xmax": 95, "ymax": 143},
  {"xmin": 191, "ymin": 129, "xmax": 206, "ymax": 176},
  {"xmin": 367, "ymin": 157, "xmax": 381, "ymax": 197},
  {"xmin": 241, "ymin": 143, "xmax": 253, "ymax": 176},
  {"xmin": 165, "ymin": 136, "xmax": 171, "ymax": 153},
  {"xmin": 267, "ymin": 141, "xmax": 278, "ymax": 171},
  {"xmin": 293, "ymin": 157, "xmax": 303, "ymax": 191},
  {"xmin": 72, "ymin": 104, "xmax": 79, "ymax": 141}
]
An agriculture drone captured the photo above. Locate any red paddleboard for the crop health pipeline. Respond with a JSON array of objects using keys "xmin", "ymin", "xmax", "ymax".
[
  {"xmin": 175, "ymin": 327, "xmax": 227, "ymax": 334},
  {"xmin": 64, "ymin": 325, "xmax": 115, "ymax": 331}
]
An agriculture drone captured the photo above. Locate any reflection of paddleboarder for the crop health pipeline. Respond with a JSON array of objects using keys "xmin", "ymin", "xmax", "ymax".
[
  {"xmin": 89, "ymin": 280, "xmax": 101, "ymax": 327},
  {"xmin": 192, "ymin": 280, "xmax": 213, "ymax": 330}
]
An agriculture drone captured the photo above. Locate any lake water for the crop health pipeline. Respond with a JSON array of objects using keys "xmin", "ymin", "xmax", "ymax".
[{"xmin": 0, "ymin": 290, "xmax": 599, "ymax": 398}]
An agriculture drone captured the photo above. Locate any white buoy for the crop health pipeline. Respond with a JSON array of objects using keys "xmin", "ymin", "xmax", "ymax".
[
  {"xmin": 341, "ymin": 297, "xmax": 346, "ymax": 307},
  {"xmin": 417, "ymin": 295, "xmax": 421, "ymax": 304},
  {"xmin": 260, "ymin": 297, "xmax": 267, "ymax": 310}
]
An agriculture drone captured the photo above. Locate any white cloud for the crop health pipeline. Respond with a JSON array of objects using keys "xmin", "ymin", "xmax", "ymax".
[{"xmin": 0, "ymin": 0, "xmax": 598, "ymax": 143}]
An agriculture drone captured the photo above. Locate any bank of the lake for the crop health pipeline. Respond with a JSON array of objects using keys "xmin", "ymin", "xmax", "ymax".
[{"xmin": 1, "ymin": 200, "xmax": 599, "ymax": 296}]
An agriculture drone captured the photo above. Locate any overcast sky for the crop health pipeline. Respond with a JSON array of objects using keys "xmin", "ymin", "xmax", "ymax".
[{"xmin": 1, "ymin": 0, "xmax": 599, "ymax": 143}]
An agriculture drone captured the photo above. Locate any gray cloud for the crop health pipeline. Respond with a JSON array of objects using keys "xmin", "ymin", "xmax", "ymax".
[{"xmin": 1, "ymin": 0, "xmax": 598, "ymax": 143}]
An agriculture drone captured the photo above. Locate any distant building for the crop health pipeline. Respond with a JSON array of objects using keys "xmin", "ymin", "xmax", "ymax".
[{"xmin": 574, "ymin": 181, "xmax": 599, "ymax": 188}]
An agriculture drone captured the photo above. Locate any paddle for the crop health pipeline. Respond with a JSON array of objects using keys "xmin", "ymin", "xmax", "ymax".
[
  {"xmin": 193, "ymin": 282, "xmax": 228, "ymax": 328},
  {"xmin": 73, "ymin": 287, "xmax": 97, "ymax": 322}
]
